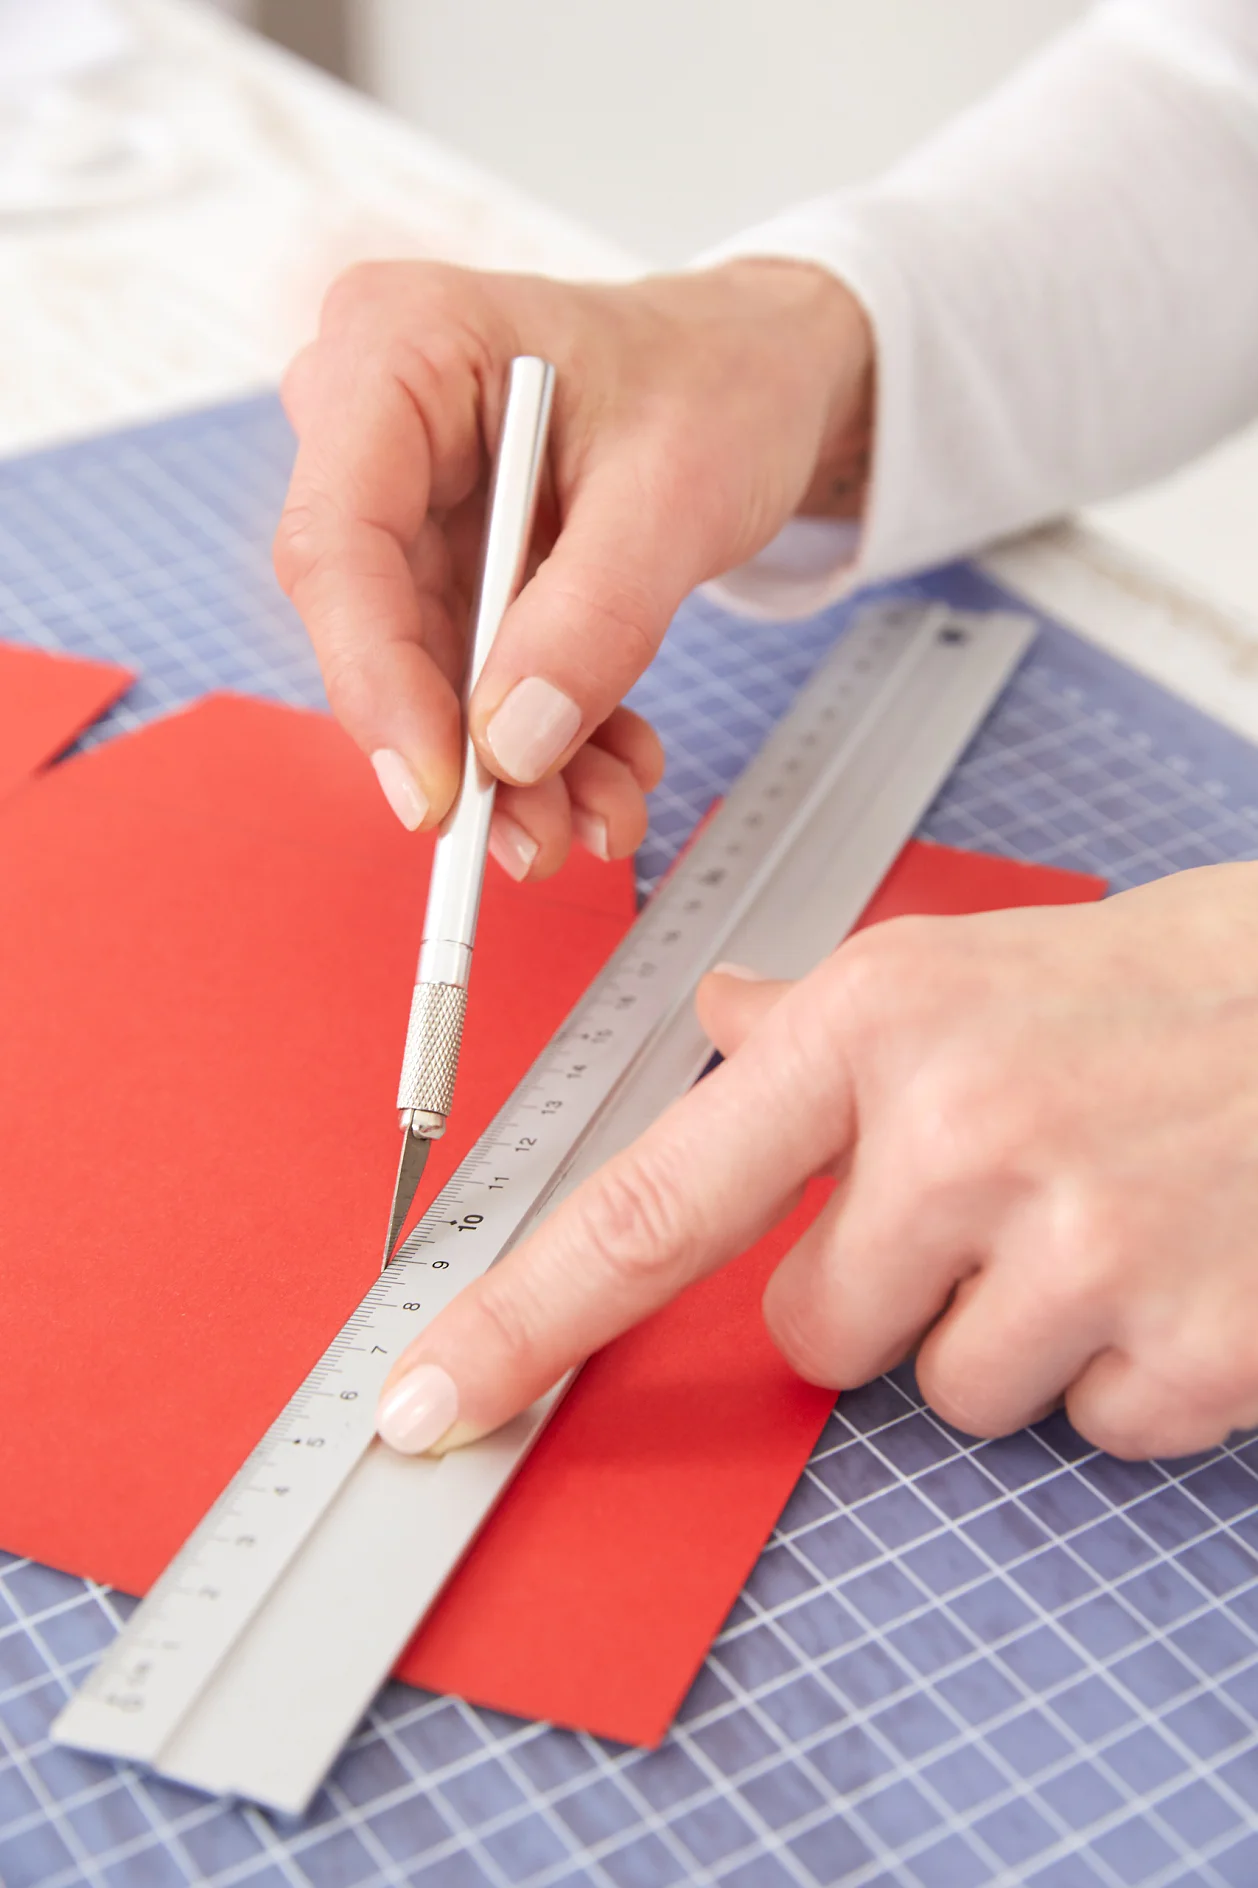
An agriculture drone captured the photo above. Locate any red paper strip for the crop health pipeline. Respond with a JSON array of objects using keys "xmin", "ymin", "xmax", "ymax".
[
  {"xmin": 398, "ymin": 838, "xmax": 1106, "ymax": 1742},
  {"xmin": 857, "ymin": 837, "xmax": 1106, "ymax": 925},
  {"xmin": 0, "ymin": 640, "xmax": 134, "ymax": 802}
]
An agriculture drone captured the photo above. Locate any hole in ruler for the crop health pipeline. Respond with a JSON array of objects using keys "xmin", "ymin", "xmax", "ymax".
[{"xmin": 939, "ymin": 625, "xmax": 970, "ymax": 646}]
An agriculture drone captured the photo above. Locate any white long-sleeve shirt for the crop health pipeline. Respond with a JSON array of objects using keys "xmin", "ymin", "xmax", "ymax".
[{"xmin": 704, "ymin": 0, "xmax": 1258, "ymax": 620}]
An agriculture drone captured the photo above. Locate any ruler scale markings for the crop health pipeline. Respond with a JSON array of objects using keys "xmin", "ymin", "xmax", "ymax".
[{"xmin": 53, "ymin": 600, "xmax": 1032, "ymax": 1806}]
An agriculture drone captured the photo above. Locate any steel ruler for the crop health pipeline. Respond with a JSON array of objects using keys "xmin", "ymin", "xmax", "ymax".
[{"xmin": 53, "ymin": 596, "xmax": 1032, "ymax": 1814}]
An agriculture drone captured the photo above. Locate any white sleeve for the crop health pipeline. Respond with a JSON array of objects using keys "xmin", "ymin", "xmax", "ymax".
[{"xmin": 700, "ymin": 0, "xmax": 1258, "ymax": 620}]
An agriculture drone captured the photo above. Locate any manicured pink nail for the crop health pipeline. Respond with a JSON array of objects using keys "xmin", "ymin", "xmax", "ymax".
[
  {"xmin": 485, "ymin": 678, "xmax": 581, "ymax": 784},
  {"xmin": 489, "ymin": 812, "xmax": 539, "ymax": 882},
  {"xmin": 371, "ymin": 749, "xmax": 429, "ymax": 831},
  {"xmin": 710, "ymin": 962, "xmax": 766, "ymax": 980},
  {"xmin": 376, "ymin": 1363, "xmax": 459, "ymax": 1454},
  {"xmin": 571, "ymin": 808, "xmax": 610, "ymax": 861}
]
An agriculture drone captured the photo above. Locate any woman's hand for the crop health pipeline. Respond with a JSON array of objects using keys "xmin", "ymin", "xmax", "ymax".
[
  {"xmin": 376, "ymin": 863, "xmax": 1258, "ymax": 1462},
  {"xmin": 274, "ymin": 258, "xmax": 872, "ymax": 878}
]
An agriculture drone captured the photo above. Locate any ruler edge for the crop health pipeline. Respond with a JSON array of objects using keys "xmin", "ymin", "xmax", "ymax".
[
  {"xmin": 51, "ymin": 599, "xmax": 1034, "ymax": 1802},
  {"xmin": 238, "ymin": 598, "xmax": 1030, "ymax": 1812}
]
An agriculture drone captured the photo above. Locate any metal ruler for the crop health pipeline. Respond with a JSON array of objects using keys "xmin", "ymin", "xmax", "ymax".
[{"xmin": 52, "ymin": 596, "xmax": 1032, "ymax": 1815}]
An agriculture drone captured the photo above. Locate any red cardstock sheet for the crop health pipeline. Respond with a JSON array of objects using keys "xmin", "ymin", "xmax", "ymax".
[
  {"xmin": 0, "ymin": 639, "xmax": 134, "ymax": 803},
  {"xmin": 0, "ymin": 694, "xmax": 634, "ymax": 1600},
  {"xmin": 0, "ymin": 690, "xmax": 1106, "ymax": 1750}
]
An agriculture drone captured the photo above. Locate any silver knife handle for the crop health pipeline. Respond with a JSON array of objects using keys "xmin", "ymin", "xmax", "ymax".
[
  {"xmin": 396, "ymin": 981, "xmax": 468, "ymax": 1127},
  {"xmin": 397, "ymin": 355, "xmax": 556, "ymax": 1135}
]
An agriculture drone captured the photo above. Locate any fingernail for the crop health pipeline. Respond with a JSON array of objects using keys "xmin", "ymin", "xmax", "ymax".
[
  {"xmin": 485, "ymin": 678, "xmax": 581, "ymax": 784},
  {"xmin": 376, "ymin": 1362, "xmax": 459, "ymax": 1454},
  {"xmin": 371, "ymin": 748, "xmax": 429, "ymax": 832},
  {"xmin": 710, "ymin": 962, "xmax": 766, "ymax": 980},
  {"xmin": 489, "ymin": 811, "xmax": 539, "ymax": 882},
  {"xmin": 571, "ymin": 807, "xmax": 609, "ymax": 861}
]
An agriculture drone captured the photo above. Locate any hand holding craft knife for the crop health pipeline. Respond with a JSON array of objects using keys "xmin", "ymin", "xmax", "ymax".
[{"xmin": 385, "ymin": 355, "xmax": 556, "ymax": 1265}]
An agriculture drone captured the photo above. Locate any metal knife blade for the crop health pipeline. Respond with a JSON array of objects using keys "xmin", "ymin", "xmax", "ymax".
[{"xmin": 383, "ymin": 1130, "xmax": 431, "ymax": 1268}]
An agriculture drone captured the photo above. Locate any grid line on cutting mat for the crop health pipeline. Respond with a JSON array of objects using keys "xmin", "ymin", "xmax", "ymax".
[{"xmin": 3, "ymin": 395, "xmax": 1258, "ymax": 1887}]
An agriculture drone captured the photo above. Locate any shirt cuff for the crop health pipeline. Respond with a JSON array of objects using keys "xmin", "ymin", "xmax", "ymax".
[
  {"xmin": 693, "ymin": 200, "xmax": 932, "ymax": 619},
  {"xmin": 701, "ymin": 517, "xmax": 862, "ymax": 620}
]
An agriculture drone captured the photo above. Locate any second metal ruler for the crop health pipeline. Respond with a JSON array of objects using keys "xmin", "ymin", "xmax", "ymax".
[{"xmin": 53, "ymin": 595, "xmax": 1032, "ymax": 1813}]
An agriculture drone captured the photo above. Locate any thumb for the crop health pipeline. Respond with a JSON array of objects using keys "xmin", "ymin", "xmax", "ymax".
[
  {"xmin": 468, "ymin": 455, "xmax": 715, "ymax": 787},
  {"xmin": 697, "ymin": 967, "xmax": 795, "ymax": 1059}
]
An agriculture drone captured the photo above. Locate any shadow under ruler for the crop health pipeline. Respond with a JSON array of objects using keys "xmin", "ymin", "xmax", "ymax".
[{"xmin": 3, "ymin": 397, "xmax": 1258, "ymax": 1888}]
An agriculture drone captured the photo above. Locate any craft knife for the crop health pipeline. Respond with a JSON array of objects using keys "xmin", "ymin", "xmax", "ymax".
[{"xmin": 385, "ymin": 354, "xmax": 556, "ymax": 1264}]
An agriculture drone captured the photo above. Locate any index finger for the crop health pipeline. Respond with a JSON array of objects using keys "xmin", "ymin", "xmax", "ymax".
[
  {"xmin": 374, "ymin": 972, "xmax": 855, "ymax": 1454},
  {"xmin": 273, "ymin": 289, "xmax": 485, "ymax": 823}
]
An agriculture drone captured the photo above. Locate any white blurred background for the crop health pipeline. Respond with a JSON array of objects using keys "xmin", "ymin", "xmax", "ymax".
[
  {"xmin": 244, "ymin": 0, "xmax": 1088, "ymax": 264},
  {"xmin": 349, "ymin": 0, "xmax": 1088, "ymax": 263}
]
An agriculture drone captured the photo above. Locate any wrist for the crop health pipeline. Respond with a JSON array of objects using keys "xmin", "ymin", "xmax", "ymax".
[{"xmin": 708, "ymin": 257, "xmax": 875, "ymax": 522}]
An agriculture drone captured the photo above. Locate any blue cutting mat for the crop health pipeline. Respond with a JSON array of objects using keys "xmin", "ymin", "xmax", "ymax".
[{"xmin": 3, "ymin": 396, "xmax": 1258, "ymax": 1888}]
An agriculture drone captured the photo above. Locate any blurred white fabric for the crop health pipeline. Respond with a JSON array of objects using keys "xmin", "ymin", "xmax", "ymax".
[
  {"xmin": 705, "ymin": 0, "xmax": 1258, "ymax": 624},
  {"xmin": 0, "ymin": 0, "xmax": 134, "ymax": 91},
  {"xmin": 0, "ymin": 0, "xmax": 183, "ymax": 215},
  {"xmin": 0, "ymin": 0, "xmax": 632, "ymax": 463}
]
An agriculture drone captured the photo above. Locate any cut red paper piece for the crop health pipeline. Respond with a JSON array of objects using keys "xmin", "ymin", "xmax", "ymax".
[
  {"xmin": 396, "ymin": 836, "xmax": 1107, "ymax": 1743},
  {"xmin": 0, "ymin": 639, "xmax": 134, "ymax": 802},
  {"xmin": 0, "ymin": 693, "xmax": 635, "ymax": 1597},
  {"xmin": 0, "ymin": 689, "xmax": 1106, "ymax": 1753},
  {"xmin": 857, "ymin": 837, "xmax": 1106, "ymax": 925}
]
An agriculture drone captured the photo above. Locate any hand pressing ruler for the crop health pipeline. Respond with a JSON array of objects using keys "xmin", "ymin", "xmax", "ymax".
[{"xmin": 53, "ymin": 596, "xmax": 1032, "ymax": 1813}]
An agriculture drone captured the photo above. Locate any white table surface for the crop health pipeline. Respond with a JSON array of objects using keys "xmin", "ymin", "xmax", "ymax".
[{"xmin": 8, "ymin": 0, "xmax": 1258, "ymax": 743}]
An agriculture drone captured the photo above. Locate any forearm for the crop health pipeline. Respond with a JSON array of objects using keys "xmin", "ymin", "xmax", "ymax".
[{"xmin": 705, "ymin": 0, "xmax": 1258, "ymax": 616}]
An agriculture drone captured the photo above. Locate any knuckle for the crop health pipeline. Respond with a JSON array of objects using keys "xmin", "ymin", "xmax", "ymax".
[
  {"xmin": 896, "ymin": 1050, "xmax": 1017, "ymax": 1195},
  {"xmin": 823, "ymin": 918, "xmax": 939, "ymax": 1036},
  {"xmin": 1067, "ymin": 1345, "xmax": 1236, "ymax": 1461},
  {"xmin": 1040, "ymin": 1186, "xmax": 1134, "ymax": 1312},
  {"xmin": 573, "ymin": 1150, "xmax": 694, "ymax": 1291},
  {"xmin": 318, "ymin": 643, "xmax": 374, "ymax": 733},
  {"xmin": 272, "ymin": 501, "xmax": 322, "ymax": 594},
  {"xmin": 1069, "ymin": 1393, "xmax": 1163, "ymax": 1462},
  {"xmin": 768, "ymin": 995, "xmax": 849, "ymax": 1115},
  {"xmin": 319, "ymin": 259, "xmax": 413, "ymax": 330},
  {"xmin": 322, "ymin": 261, "xmax": 487, "ymax": 374},
  {"xmin": 318, "ymin": 263, "xmax": 378, "ymax": 333},
  {"xmin": 549, "ymin": 567, "xmax": 663, "ymax": 679},
  {"xmin": 918, "ymin": 1363, "xmax": 1016, "ymax": 1441},
  {"xmin": 765, "ymin": 1296, "xmax": 846, "ymax": 1389},
  {"xmin": 318, "ymin": 266, "xmax": 486, "ymax": 403},
  {"xmin": 1180, "ymin": 1342, "xmax": 1258, "ymax": 1423},
  {"xmin": 468, "ymin": 1272, "xmax": 545, "ymax": 1374}
]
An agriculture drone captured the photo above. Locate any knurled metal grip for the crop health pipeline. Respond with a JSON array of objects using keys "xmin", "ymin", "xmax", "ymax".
[{"xmin": 396, "ymin": 982, "xmax": 468, "ymax": 1117}]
